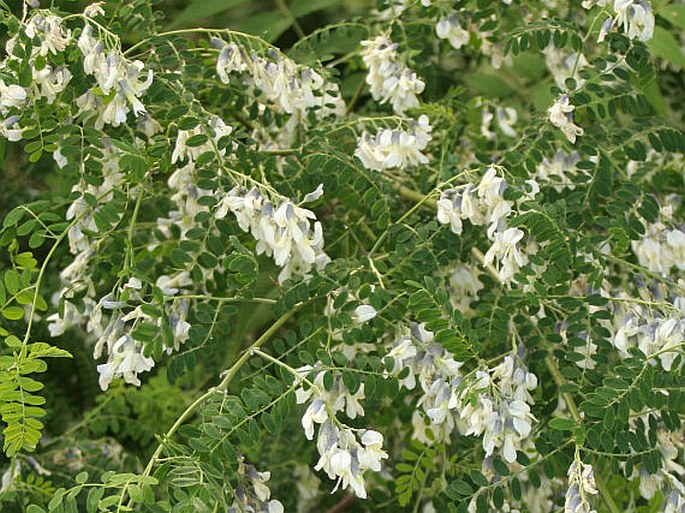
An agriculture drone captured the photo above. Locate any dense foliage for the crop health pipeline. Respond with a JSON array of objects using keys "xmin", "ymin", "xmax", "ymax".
[{"xmin": 1, "ymin": 0, "xmax": 685, "ymax": 511}]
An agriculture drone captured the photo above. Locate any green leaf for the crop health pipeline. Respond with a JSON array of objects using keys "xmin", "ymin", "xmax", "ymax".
[
  {"xmin": 290, "ymin": 0, "xmax": 341, "ymax": 16},
  {"xmin": 549, "ymin": 417, "xmax": 577, "ymax": 430},
  {"xmin": 647, "ymin": 26, "xmax": 685, "ymax": 68},
  {"xmin": 240, "ymin": 11, "xmax": 293, "ymax": 42},
  {"xmin": 168, "ymin": 0, "xmax": 251, "ymax": 28},
  {"xmin": 3, "ymin": 207, "xmax": 25, "ymax": 229},
  {"xmin": 464, "ymin": 72, "xmax": 515, "ymax": 98},
  {"xmin": 2, "ymin": 306, "xmax": 24, "ymax": 321},
  {"xmin": 26, "ymin": 343, "xmax": 70, "ymax": 359},
  {"xmin": 659, "ymin": 4, "xmax": 685, "ymax": 29},
  {"xmin": 184, "ymin": 134, "xmax": 209, "ymax": 148},
  {"xmin": 4, "ymin": 270, "xmax": 19, "ymax": 295}
]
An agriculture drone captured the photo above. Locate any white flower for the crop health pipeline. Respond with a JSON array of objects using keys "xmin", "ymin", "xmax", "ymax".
[
  {"xmin": 436, "ymin": 14, "xmax": 470, "ymax": 50},
  {"xmin": 448, "ymin": 265, "xmax": 483, "ymax": 315},
  {"xmin": 548, "ymin": 95, "xmax": 584, "ymax": 144},
  {"xmin": 96, "ymin": 335, "xmax": 155, "ymax": 391},
  {"xmin": 613, "ymin": 0, "xmax": 654, "ymax": 42},
  {"xmin": 229, "ymin": 458, "xmax": 285, "ymax": 513},
  {"xmin": 32, "ymin": 64, "xmax": 72, "ymax": 104},
  {"xmin": 0, "ymin": 116, "xmax": 22, "ymax": 141},
  {"xmin": 483, "ymin": 227, "xmax": 528, "ymax": 283},
  {"xmin": 216, "ymin": 42, "xmax": 249, "ymax": 83},
  {"xmin": 0, "ymin": 81, "xmax": 28, "ymax": 113},
  {"xmin": 213, "ymin": 39, "xmax": 344, "ymax": 147},
  {"xmin": 437, "ymin": 167, "xmax": 517, "ymax": 239},
  {"xmin": 76, "ymin": 32, "xmax": 154, "ymax": 128},
  {"xmin": 216, "ymin": 186, "xmax": 329, "ymax": 283},
  {"xmin": 352, "ymin": 305, "xmax": 377, "ymax": 324},
  {"xmin": 355, "ymin": 115, "xmax": 432, "ymax": 171},
  {"xmin": 595, "ymin": 0, "xmax": 654, "ymax": 43},
  {"xmin": 84, "ymin": 2, "xmax": 105, "ymax": 17},
  {"xmin": 24, "ymin": 14, "xmax": 72, "ymax": 56},
  {"xmin": 156, "ymin": 271, "xmax": 192, "ymax": 296},
  {"xmin": 301, "ymin": 399, "xmax": 328, "ymax": 440},
  {"xmin": 171, "ymin": 117, "xmax": 232, "ymax": 164},
  {"xmin": 358, "ymin": 430, "xmax": 388, "ymax": 471}
]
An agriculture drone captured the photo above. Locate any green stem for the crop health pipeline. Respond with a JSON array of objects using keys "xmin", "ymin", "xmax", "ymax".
[
  {"xmin": 164, "ymin": 295, "xmax": 276, "ymax": 304},
  {"xmin": 275, "ymin": 0, "xmax": 306, "ymax": 39},
  {"xmin": 544, "ymin": 354, "xmax": 581, "ymax": 423},
  {"xmin": 138, "ymin": 304, "xmax": 302, "ymax": 479},
  {"xmin": 544, "ymin": 354, "xmax": 621, "ymax": 513}
]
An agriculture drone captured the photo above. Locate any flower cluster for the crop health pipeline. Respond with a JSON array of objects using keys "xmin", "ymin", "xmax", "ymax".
[
  {"xmin": 216, "ymin": 40, "xmax": 344, "ymax": 117},
  {"xmin": 631, "ymin": 212, "xmax": 685, "ymax": 275},
  {"xmin": 460, "ymin": 350, "xmax": 538, "ymax": 464},
  {"xmin": 89, "ymin": 272, "xmax": 195, "ymax": 390},
  {"xmin": 294, "ymin": 367, "xmax": 387, "ymax": 498},
  {"xmin": 214, "ymin": 39, "xmax": 344, "ymax": 146},
  {"xmin": 0, "ymin": 115, "xmax": 23, "ymax": 141},
  {"xmin": 215, "ymin": 185, "xmax": 329, "ymax": 283},
  {"xmin": 591, "ymin": 0, "xmax": 655, "ymax": 43},
  {"xmin": 77, "ymin": 24, "xmax": 154, "ymax": 128},
  {"xmin": 22, "ymin": 14, "xmax": 72, "ymax": 56},
  {"xmin": 96, "ymin": 333, "xmax": 155, "ymax": 391},
  {"xmin": 171, "ymin": 117, "xmax": 233, "ymax": 165},
  {"xmin": 46, "ymin": 139, "xmax": 123, "ymax": 341},
  {"xmin": 3, "ymin": 13, "xmax": 73, "ymax": 121},
  {"xmin": 628, "ymin": 412, "xmax": 685, "ymax": 504},
  {"xmin": 355, "ymin": 115, "xmax": 432, "ymax": 171},
  {"xmin": 437, "ymin": 167, "xmax": 514, "ymax": 237},
  {"xmin": 0, "ymin": 77, "xmax": 25, "ymax": 110},
  {"xmin": 360, "ymin": 35, "xmax": 425, "ymax": 115},
  {"xmin": 229, "ymin": 457, "xmax": 284, "ymax": 513},
  {"xmin": 155, "ymin": 118, "xmax": 233, "ymax": 241},
  {"xmin": 483, "ymin": 227, "xmax": 529, "ymax": 284},
  {"xmin": 437, "ymin": 167, "xmax": 536, "ymax": 283},
  {"xmin": 564, "ymin": 456, "xmax": 598, "ymax": 513},
  {"xmin": 548, "ymin": 95, "xmax": 584, "ymax": 144},
  {"xmin": 447, "ymin": 264, "xmax": 484, "ymax": 316},
  {"xmin": 384, "ymin": 327, "xmax": 538, "ymax": 464},
  {"xmin": 611, "ymin": 294, "xmax": 685, "ymax": 371},
  {"xmin": 384, "ymin": 324, "xmax": 464, "ymax": 442}
]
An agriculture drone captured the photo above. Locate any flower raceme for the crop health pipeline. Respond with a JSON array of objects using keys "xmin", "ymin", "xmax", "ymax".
[
  {"xmin": 214, "ymin": 38, "xmax": 345, "ymax": 147},
  {"xmin": 293, "ymin": 366, "xmax": 388, "ymax": 498},
  {"xmin": 215, "ymin": 185, "xmax": 329, "ymax": 283},
  {"xmin": 590, "ymin": 0, "xmax": 655, "ymax": 43},
  {"xmin": 564, "ymin": 457, "xmax": 599, "ymax": 513},
  {"xmin": 383, "ymin": 325, "xmax": 538, "ymax": 464},
  {"xmin": 360, "ymin": 35, "xmax": 425, "ymax": 115},
  {"xmin": 77, "ymin": 24, "xmax": 153, "ymax": 128},
  {"xmin": 437, "ymin": 167, "xmax": 536, "ymax": 283},
  {"xmin": 355, "ymin": 115, "xmax": 432, "ymax": 171}
]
